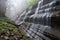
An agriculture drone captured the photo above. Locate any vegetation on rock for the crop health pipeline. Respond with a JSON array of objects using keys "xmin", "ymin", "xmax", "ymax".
[{"xmin": 0, "ymin": 18, "xmax": 31, "ymax": 40}]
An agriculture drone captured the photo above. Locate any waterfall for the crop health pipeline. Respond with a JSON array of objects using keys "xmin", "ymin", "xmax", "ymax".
[
  {"xmin": 17, "ymin": 0, "xmax": 60, "ymax": 40},
  {"xmin": 0, "ymin": 0, "xmax": 60, "ymax": 40}
]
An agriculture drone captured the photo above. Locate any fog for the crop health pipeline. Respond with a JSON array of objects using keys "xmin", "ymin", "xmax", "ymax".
[{"xmin": 0, "ymin": 0, "xmax": 39, "ymax": 21}]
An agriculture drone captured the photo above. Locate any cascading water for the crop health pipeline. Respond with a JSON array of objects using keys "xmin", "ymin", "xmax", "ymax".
[
  {"xmin": 17, "ymin": 0, "xmax": 60, "ymax": 40},
  {"xmin": 0, "ymin": 0, "xmax": 60, "ymax": 40},
  {"xmin": 21, "ymin": 1, "xmax": 52, "ymax": 40}
]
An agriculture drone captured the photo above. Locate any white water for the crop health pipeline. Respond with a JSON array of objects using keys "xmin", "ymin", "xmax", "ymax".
[{"xmin": 0, "ymin": 0, "xmax": 54, "ymax": 40}]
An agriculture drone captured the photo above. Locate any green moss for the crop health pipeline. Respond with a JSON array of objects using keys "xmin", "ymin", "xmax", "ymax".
[{"xmin": 0, "ymin": 18, "xmax": 30, "ymax": 40}]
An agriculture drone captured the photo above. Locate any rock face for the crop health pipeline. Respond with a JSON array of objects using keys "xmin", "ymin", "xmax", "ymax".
[{"xmin": 15, "ymin": 0, "xmax": 60, "ymax": 40}]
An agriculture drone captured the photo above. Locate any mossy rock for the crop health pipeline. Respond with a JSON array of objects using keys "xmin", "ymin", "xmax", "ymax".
[{"xmin": 0, "ymin": 18, "xmax": 31, "ymax": 40}]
